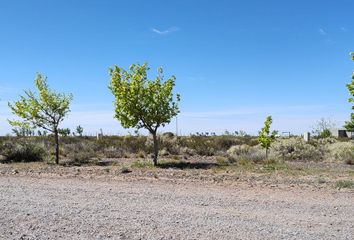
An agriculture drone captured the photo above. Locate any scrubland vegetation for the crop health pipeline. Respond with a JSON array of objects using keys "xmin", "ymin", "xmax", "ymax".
[
  {"xmin": 1, "ymin": 133, "xmax": 353, "ymax": 189},
  {"xmin": 2, "ymin": 132, "xmax": 354, "ymax": 165}
]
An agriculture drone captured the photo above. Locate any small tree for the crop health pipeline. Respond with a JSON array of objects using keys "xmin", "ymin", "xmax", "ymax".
[
  {"xmin": 58, "ymin": 128, "xmax": 71, "ymax": 137},
  {"xmin": 76, "ymin": 125, "xmax": 84, "ymax": 137},
  {"xmin": 109, "ymin": 63, "xmax": 180, "ymax": 165},
  {"xmin": 12, "ymin": 126, "xmax": 34, "ymax": 137},
  {"xmin": 8, "ymin": 74, "xmax": 73, "ymax": 164},
  {"xmin": 257, "ymin": 116, "xmax": 277, "ymax": 158},
  {"xmin": 344, "ymin": 52, "xmax": 354, "ymax": 135}
]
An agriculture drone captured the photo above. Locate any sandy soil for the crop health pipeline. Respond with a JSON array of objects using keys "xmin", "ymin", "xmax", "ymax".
[{"xmin": 0, "ymin": 175, "xmax": 353, "ymax": 240}]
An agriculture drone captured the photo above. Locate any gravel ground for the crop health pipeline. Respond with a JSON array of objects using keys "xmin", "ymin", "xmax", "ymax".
[{"xmin": 0, "ymin": 176, "xmax": 353, "ymax": 240}]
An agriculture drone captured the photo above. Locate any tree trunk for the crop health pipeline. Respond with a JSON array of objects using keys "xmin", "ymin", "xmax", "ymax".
[
  {"xmin": 54, "ymin": 128, "xmax": 59, "ymax": 164},
  {"xmin": 152, "ymin": 132, "xmax": 159, "ymax": 166},
  {"xmin": 265, "ymin": 148, "xmax": 269, "ymax": 159}
]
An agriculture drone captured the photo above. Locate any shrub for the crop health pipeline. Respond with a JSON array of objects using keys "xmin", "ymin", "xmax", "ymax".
[
  {"xmin": 227, "ymin": 144, "xmax": 266, "ymax": 163},
  {"xmin": 238, "ymin": 149, "xmax": 266, "ymax": 163},
  {"xmin": 162, "ymin": 132, "xmax": 174, "ymax": 138},
  {"xmin": 227, "ymin": 144, "xmax": 252, "ymax": 156},
  {"xmin": 213, "ymin": 135, "xmax": 239, "ymax": 151},
  {"xmin": 136, "ymin": 150, "xmax": 146, "ymax": 158},
  {"xmin": 326, "ymin": 141, "xmax": 354, "ymax": 164},
  {"xmin": 131, "ymin": 160, "xmax": 154, "ymax": 168},
  {"xmin": 159, "ymin": 148, "xmax": 170, "ymax": 156},
  {"xmin": 182, "ymin": 135, "xmax": 215, "ymax": 156},
  {"xmin": 271, "ymin": 138, "xmax": 322, "ymax": 161},
  {"xmin": 160, "ymin": 136, "xmax": 180, "ymax": 155},
  {"xmin": 319, "ymin": 129, "xmax": 332, "ymax": 138},
  {"xmin": 179, "ymin": 147, "xmax": 196, "ymax": 156},
  {"xmin": 68, "ymin": 151, "xmax": 96, "ymax": 164},
  {"xmin": 1, "ymin": 140, "xmax": 46, "ymax": 162},
  {"xmin": 216, "ymin": 156, "xmax": 230, "ymax": 166},
  {"xmin": 103, "ymin": 146, "xmax": 124, "ymax": 158},
  {"xmin": 62, "ymin": 141, "xmax": 97, "ymax": 163},
  {"xmin": 123, "ymin": 135, "xmax": 148, "ymax": 153}
]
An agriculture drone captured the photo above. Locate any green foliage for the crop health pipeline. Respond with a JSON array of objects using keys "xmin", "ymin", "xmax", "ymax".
[
  {"xmin": 76, "ymin": 125, "xmax": 84, "ymax": 136},
  {"xmin": 8, "ymin": 73, "xmax": 73, "ymax": 164},
  {"xmin": 319, "ymin": 129, "xmax": 332, "ymax": 138},
  {"xmin": 8, "ymin": 74, "xmax": 73, "ymax": 132},
  {"xmin": 344, "ymin": 113, "xmax": 354, "ymax": 132},
  {"xmin": 58, "ymin": 128, "xmax": 71, "ymax": 137},
  {"xmin": 257, "ymin": 116, "xmax": 277, "ymax": 157},
  {"xmin": 12, "ymin": 126, "xmax": 35, "ymax": 137},
  {"xmin": 109, "ymin": 63, "xmax": 180, "ymax": 165},
  {"xmin": 344, "ymin": 53, "xmax": 354, "ymax": 131},
  {"xmin": 108, "ymin": 63, "xmax": 180, "ymax": 132}
]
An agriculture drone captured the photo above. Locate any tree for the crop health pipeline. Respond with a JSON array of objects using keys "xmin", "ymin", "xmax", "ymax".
[
  {"xmin": 312, "ymin": 118, "xmax": 336, "ymax": 138},
  {"xmin": 8, "ymin": 74, "xmax": 73, "ymax": 164},
  {"xmin": 344, "ymin": 114, "xmax": 354, "ymax": 134},
  {"xmin": 344, "ymin": 52, "xmax": 354, "ymax": 134},
  {"xmin": 76, "ymin": 125, "xmax": 84, "ymax": 137},
  {"xmin": 257, "ymin": 116, "xmax": 277, "ymax": 158},
  {"xmin": 12, "ymin": 126, "xmax": 34, "ymax": 137},
  {"xmin": 109, "ymin": 63, "xmax": 180, "ymax": 165},
  {"xmin": 58, "ymin": 128, "xmax": 71, "ymax": 137}
]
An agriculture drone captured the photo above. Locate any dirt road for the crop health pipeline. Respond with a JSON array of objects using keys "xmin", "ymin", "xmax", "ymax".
[{"xmin": 0, "ymin": 176, "xmax": 353, "ymax": 240}]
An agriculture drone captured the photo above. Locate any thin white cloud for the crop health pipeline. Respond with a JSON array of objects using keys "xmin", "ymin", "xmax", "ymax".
[
  {"xmin": 318, "ymin": 28, "xmax": 327, "ymax": 35},
  {"xmin": 340, "ymin": 27, "xmax": 347, "ymax": 32},
  {"xmin": 152, "ymin": 26, "xmax": 180, "ymax": 35}
]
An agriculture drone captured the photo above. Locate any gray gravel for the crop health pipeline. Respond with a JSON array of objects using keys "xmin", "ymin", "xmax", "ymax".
[{"xmin": 0, "ymin": 176, "xmax": 353, "ymax": 240}]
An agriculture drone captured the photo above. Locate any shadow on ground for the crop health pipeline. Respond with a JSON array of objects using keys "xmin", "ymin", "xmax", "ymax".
[{"xmin": 157, "ymin": 161, "xmax": 219, "ymax": 170}]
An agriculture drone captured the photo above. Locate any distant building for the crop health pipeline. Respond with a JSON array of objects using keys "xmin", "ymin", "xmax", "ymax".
[{"xmin": 330, "ymin": 128, "xmax": 354, "ymax": 138}]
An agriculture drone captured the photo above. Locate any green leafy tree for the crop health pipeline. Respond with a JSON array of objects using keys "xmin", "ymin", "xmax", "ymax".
[
  {"xmin": 257, "ymin": 116, "xmax": 278, "ymax": 158},
  {"xmin": 8, "ymin": 73, "xmax": 73, "ymax": 164},
  {"xmin": 344, "ymin": 52, "xmax": 354, "ymax": 134},
  {"xmin": 58, "ymin": 128, "xmax": 71, "ymax": 137},
  {"xmin": 12, "ymin": 126, "xmax": 34, "ymax": 137},
  {"xmin": 109, "ymin": 63, "xmax": 180, "ymax": 165},
  {"xmin": 76, "ymin": 125, "xmax": 84, "ymax": 137}
]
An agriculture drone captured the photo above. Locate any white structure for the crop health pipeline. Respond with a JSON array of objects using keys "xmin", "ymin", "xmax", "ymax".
[
  {"xmin": 304, "ymin": 132, "xmax": 310, "ymax": 142},
  {"xmin": 329, "ymin": 128, "xmax": 353, "ymax": 138}
]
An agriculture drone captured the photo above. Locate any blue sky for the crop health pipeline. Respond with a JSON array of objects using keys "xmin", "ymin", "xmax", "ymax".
[{"xmin": 0, "ymin": 0, "xmax": 353, "ymax": 135}]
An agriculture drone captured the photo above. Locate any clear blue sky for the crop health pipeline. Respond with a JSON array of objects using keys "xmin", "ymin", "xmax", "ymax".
[{"xmin": 0, "ymin": 0, "xmax": 353, "ymax": 135}]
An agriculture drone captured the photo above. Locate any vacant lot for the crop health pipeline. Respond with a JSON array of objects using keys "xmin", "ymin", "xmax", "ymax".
[{"xmin": 0, "ymin": 175, "xmax": 353, "ymax": 240}]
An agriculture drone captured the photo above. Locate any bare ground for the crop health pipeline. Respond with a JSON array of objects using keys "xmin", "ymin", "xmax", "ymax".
[{"xmin": 0, "ymin": 174, "xmax": 353, "ymax": 240}]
